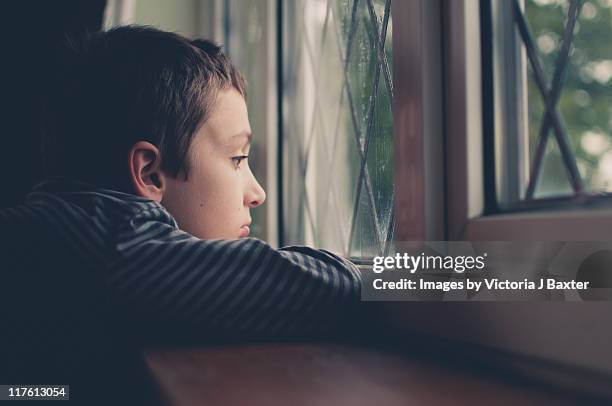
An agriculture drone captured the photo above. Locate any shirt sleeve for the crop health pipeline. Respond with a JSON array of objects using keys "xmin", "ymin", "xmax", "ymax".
[{"xmin": 106, "ymin": 215, "xmax": 362, "ymax": 342}]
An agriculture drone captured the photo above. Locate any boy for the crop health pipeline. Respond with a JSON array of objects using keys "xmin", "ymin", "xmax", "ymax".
[{"xmin": 0, "ymin": 26, "xmax": 362, "ymax": 402}]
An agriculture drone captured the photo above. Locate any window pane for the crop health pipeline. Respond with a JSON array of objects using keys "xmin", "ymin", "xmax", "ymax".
[
  {"xmin": 282, "ymin": 0, "xmax": 394, "ymax": 256},
  {"xmin": 527, "ymin": 0, "xmax": 612, "ymax": 198},
  {"xmin": 494, "ymin": 0, "xmax": 612, "ymax": 208}
]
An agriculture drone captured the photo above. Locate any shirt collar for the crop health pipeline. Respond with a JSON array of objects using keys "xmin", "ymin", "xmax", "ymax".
[
  {"xmin": 30, "ymin": 177, "xmax": 152, "ymax": 202},
  {"xmin": 27, "ymin": 177, "xmax": 178, "ymax": 228}
]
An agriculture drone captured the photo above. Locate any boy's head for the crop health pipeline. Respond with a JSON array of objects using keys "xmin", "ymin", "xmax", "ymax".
[{"xmin": 44, "ymin": 26, "xmax": 266, "ymax": 239}]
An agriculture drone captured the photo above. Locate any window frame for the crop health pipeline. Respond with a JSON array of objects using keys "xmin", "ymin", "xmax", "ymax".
[
  {"xmin": 446, "ymin": 0, "xmax": 612, "ymax": 241},
  {"xmin": 274, "ymin": 0, "xmax": 449, "ymax": 249},
  {"xmin": 393, "ymin": 0, "xmax": 446, "ymax": 242}
]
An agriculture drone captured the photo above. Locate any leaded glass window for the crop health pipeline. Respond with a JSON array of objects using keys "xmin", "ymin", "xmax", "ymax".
[
  {"xmin": 491, "ymin": 0, "xmax": 612, "ymax": 210},
  {"xmin": 282, "ymin": 0, "xmax": 394, "ymax": 257}
]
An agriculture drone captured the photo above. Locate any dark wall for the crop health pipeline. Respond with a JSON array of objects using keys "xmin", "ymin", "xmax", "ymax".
[{"xmin": 0, "ymin": 0, "xmax": 107, "ymax": 208}]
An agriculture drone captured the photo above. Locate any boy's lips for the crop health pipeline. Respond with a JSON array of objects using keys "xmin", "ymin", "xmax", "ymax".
[{"xmin": 239, "ymin": 222, "xmax": 251, "ymax": 238}]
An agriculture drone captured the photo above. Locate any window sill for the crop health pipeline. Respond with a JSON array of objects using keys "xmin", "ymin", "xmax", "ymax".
[
  {"xmin": 143, "ymin": 342, "xmax": 592, "ymax": 405},
  {"xmin": 464, "ymin": 206, "xmax": 612, "ymax": 241}
]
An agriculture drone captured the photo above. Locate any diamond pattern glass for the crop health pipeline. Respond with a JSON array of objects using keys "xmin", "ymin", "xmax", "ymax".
[
  {"xmin": 283, "ymin": 0, "xmax": 394, "ymax": 257},
  {"xmin": 503, "ymin": 0, "xmax": 612, "ymax": 206}
]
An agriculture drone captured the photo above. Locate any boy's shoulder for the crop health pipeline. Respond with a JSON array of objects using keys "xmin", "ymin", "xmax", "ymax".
[
  {"xmin": 22, "ymin": 177, "xmax": 176, "ymax": 224},
  {"xmin": 1, "ymin": 178, "xmax": 179, "ymax": 258}
]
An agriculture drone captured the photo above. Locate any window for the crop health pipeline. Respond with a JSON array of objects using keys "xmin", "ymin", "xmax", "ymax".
[
  {"xmin": 489, "ymin": 0, "xmax": 612, "ymax": 212},
  {"xmin": 448, "ymin": 0, "xmax": 612, "ymax": 241},
  {"xmin": 281, "ymin": 0, "xmax": 395, "ymax": 257}
]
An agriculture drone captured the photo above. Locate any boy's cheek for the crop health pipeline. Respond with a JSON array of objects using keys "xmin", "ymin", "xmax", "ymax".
[{"xmin": 177, "ymin": 197, "xmax": 243, "ymax": 239}]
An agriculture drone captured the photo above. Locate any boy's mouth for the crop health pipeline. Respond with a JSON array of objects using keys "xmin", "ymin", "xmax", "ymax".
[{"xmin": 239, "ymin": 223, "xmax": 251, "ymax": 238}]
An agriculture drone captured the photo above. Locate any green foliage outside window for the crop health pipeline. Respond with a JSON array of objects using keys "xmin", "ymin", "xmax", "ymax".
[{"xmin": 526, "ymin": 0, "xmax": 612, "ymax": 197}]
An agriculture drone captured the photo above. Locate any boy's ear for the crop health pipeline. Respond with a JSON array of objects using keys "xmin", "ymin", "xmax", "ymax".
[{"xmin": 128, "ymin": 141, "xmax": 166, "ymax": 202}]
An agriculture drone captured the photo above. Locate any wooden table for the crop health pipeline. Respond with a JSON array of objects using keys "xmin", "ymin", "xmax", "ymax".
[{"xmin": 143, "ymin": 343, "xmax": 597, "ymax": 406}]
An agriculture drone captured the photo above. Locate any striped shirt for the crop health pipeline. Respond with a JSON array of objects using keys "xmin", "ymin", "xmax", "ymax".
[{"xmin": 0, "ymin": 178, "xmax": 362, "ymax": 343}]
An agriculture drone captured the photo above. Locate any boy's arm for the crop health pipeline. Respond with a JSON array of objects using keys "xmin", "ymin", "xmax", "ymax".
[{"xmin": 107, "ymin": 219, "xmax": 362, "ymax": 342}]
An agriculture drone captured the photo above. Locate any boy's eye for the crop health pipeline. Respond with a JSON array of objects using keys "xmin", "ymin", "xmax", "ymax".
[{"xmin": 231, "ymin": 155, "xmax": 248, "ymax": 169}]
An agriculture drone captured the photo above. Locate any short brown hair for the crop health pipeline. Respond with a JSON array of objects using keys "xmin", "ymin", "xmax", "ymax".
[{"xmin": 44, "ymin": 25, "xmax": 246, "ymax": 191}]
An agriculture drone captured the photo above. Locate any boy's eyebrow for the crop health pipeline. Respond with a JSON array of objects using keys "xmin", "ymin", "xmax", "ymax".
[{"xmin": 230, "ymin": 131, "xmax": 252, "ymax": 145}]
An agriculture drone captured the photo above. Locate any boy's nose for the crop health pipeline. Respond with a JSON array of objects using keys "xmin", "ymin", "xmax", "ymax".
[{"xmin": 246, "ymin": 177, "xmax": 266, "ymax": 208}]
